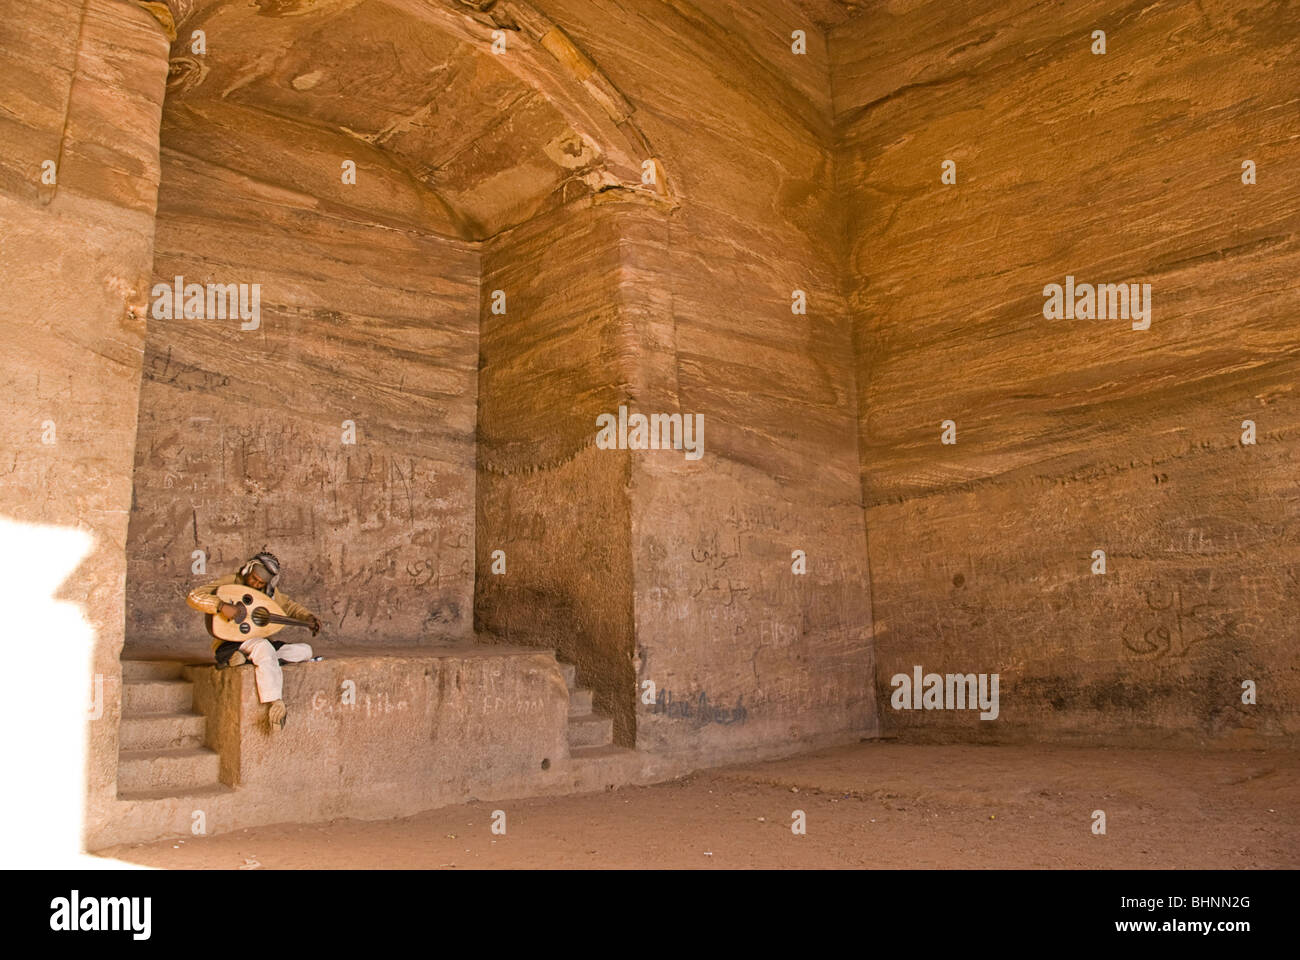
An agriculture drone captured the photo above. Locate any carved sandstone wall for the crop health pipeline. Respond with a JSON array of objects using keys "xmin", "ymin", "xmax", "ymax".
[
  {"xmin": 0, "ymin": 0, "xmax": 172, "ymax": 851},
  {"xmin": 125, "ymin": 119, "xmax": 479, "ymax": 651},
  {"xmin": 476, "ymin": 197, "xmax": 640, "ymax": 746},
  {"xmin": 832, "ymin": 0, "xmax": 1300, "ymax": 742},
  {"xmin": 529, "ymin": 0, "xmax": 878, "ymax": 756}
]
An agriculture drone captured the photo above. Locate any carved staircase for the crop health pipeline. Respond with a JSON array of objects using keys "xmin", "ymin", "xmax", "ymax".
[
  {"xmin": 117, "ymin": 660, "xmax": 228, "ymax": 800},
  {"xmin": 560, "ymin": 661, "xmax": 620, "ymax": 757}
]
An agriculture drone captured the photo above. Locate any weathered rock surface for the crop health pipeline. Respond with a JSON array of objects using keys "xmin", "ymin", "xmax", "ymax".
[
  {"xmin": 125, "ymin": 136, "xmax": 479, "ymax": 648},
  {"xmin": 832, "ymin": 0, "xmax": 1300, "ymax": 742},
  {"xmin": 477, "ymin": 197, "xmax": 640, "ymax": 745},
  {"xmin": 476, "ymin": 0, "xmax": 877, "ymax": 758},
  {"xmin": 3, "ymin": 0, "xmax": 1295, "ymax": 852},
  {"xmin": 0, "ymin": 0, "xmax": 172, "ymax": 851}
]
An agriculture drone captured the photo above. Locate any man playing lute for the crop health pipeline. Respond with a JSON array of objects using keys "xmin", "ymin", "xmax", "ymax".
[{"xmin": 186, "ymin": 551, "xmax": 321, "ymax": 732}]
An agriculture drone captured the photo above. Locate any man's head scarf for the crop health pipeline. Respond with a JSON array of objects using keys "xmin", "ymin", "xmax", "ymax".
[{"xmin": 239, "ymin": 551, "xmax": 282, "ymax": 595}]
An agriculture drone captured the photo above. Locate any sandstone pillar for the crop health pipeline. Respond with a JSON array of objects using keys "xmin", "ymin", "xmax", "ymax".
[{"xmin": 0, "ymin": 0, "xmax": 171, "ymax": 856}]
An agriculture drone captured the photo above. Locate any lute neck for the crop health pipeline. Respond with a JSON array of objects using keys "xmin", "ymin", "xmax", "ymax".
[{"xmin": 250, "ymin": 608, "xmax": 311, "ymax": 628}]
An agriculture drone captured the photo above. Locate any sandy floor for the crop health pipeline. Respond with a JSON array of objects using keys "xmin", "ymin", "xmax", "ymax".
[{"xmin": 98, "ymin": 742, "xmax": 1299, "ymax": 869}]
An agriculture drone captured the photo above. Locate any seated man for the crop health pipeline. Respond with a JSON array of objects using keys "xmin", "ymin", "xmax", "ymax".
[{"xmin": 186, "ymin": 551, "xmax": 321, "ymax": 732}]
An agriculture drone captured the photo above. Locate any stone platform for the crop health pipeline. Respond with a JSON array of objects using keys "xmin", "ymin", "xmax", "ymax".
[{"xmin": 91, "ymin": 644, "xmax": 649, "ymax": 848}]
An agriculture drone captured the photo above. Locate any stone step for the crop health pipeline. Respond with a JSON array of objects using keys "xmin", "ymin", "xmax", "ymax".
[
  {"xmin": 559, "ymin": 662, "xmax": 576, "ymax": 689},
  {"xmin": 117, "ymin": 747, "xmax": 221, "ymax": 795},
  {"xmin": 567, "ymin": 712, "xmax": 613, "ymax": 749},
  {"xmin": 120, "ymin": 660, "xmax": 185, "ymax": 682},
  {"xmin": 569, "ymin": 743, "xmax": 632, "ymax": 761},
  {"xmin": 119, "ymin": 713, "xmax": 207, "ymax": 752},
  {"xmin": 568, "ymin": 688, "xmax": 593, "ymax": 716},
  {"xmin": 123, "ymin": 680, "xmax": 193, "ymax": 716},
  {"xmin": 117, "ymin": 782, "xmax": 234, "ymax": 803}
]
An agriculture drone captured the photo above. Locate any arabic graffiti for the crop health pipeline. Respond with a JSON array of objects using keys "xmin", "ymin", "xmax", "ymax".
[
  {"xmin": 1120, "ymin": 572, "xmax": 1262, "ymax": 660},
  {"xmin": 650, "ymin": 687, "xmax": 747, "ymax": 725}
]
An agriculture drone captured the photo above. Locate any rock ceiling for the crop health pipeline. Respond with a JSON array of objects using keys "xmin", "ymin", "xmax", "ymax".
[
  {"xmin": 156, "ymin": 0, "xmax": 872, "ymax": 240},
  {"xmin": 162, "ymin": 0, "xmax": 682, "ymax": 240}
]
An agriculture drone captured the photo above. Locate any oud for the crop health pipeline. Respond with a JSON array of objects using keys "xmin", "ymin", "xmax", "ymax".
[{"xmin": 205, "ymin": 584, "xmax": 314, "ymax": 642}]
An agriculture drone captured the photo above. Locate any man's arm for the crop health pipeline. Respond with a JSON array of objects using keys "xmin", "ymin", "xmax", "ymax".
[
  {"xmin": 186, "ymin": 575, "xmax": 239, "ymax": 618},
  {"xmin": 186, "ymin": 578, "xmax": 226, "ymax": 615},
  {"xmin": 276, "ymin": 592, "xmax": 321, "ymax": 636}
]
